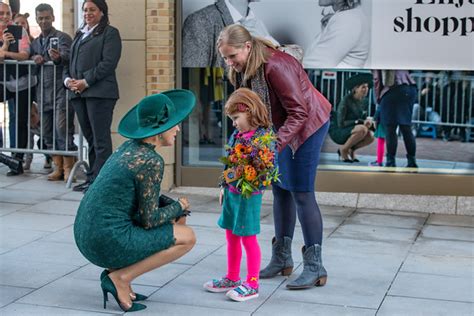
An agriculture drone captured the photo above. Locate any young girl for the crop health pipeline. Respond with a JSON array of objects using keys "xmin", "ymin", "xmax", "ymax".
[
  {"xmin": 369, "ymin": 104, "xmax": 386, "ymax": 167},
  {"xmin": 203, "ymin": 88, "xmax": 278, "ymax": 302}
]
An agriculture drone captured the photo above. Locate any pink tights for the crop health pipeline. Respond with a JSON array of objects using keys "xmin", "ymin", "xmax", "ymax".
[
  {"xmin": 225, "ymin": 230, "xmax": 261, "ymax": 289},
  {"xmin": 377, "ymin": 138, "xmax": 385, "ymax": 164}
]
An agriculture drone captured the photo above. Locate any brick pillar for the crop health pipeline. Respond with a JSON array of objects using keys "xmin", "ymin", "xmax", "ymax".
[
  {"xmin": 146, "ymin": 0, "xmax": 177, "ymax": 189},
  {"xmin": 146, "ymin": 0, "xmax": 175, "ymax": 94},
  {"xmin": 62, "ymin": 0, "xmax": 75, "ymax": 37}
]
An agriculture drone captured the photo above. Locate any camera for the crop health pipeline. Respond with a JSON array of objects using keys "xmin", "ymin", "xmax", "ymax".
[{"xmin": 49, "ymin": 37, "xmax": 59, "ymax": 50}]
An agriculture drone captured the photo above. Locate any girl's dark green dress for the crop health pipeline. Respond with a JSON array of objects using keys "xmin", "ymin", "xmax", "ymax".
[{"xmin": 74, "ymin": 140, "xmax": 184, "ymax": 269}]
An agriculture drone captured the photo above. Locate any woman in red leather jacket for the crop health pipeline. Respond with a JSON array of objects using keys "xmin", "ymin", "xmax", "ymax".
[{"xmin": 217, "ymin": 24, "xmax": 332, "ymax": 290}]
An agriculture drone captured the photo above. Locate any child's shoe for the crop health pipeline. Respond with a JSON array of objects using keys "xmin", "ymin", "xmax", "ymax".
[
  {"xmin": 203, "ymin": 277, "xmax": 241, "ymax": 293},
  {"xmin": 226, "ymin": 283, "xmax": 259, "ymax": 302}
]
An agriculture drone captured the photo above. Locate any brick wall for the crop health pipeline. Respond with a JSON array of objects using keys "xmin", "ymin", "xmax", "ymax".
[
  {"xmin": 146, "ymin": 0, "xmax": 177, "ymax": 189},
  {"xmin": 146, "ymin": 0, "xmax": 175, "ymax": 94}
]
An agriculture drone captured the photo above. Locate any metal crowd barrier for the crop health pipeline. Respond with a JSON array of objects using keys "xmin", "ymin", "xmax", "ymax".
[
  {"xmin": 0, "ymin": 60, "xmax": 89, "ymax": 187},
  {"xmin": 310, "ymin": 69, "xmax": 474, "ymax": 131}
]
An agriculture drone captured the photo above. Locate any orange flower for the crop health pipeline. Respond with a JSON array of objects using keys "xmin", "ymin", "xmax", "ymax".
[
  {"xmin": 244, "ymin": 165, "xmax": 257, "ymax": 181},
  {"xmin": 235, "ymin": 144, "xmax": 247, "ymax": 157}
]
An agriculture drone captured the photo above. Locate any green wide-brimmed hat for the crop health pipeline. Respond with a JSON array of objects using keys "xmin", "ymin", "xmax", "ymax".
[
  {"xmin": 118, "ymin": 89, "xmax": 196, "ymax": 139},
  {"xmin": 345, "ymin": 73, "xmax": 373, "ymax": 91}
]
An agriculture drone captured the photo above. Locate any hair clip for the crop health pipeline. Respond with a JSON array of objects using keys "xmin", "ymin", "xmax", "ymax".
[{"xmin": 237, "ymin": 103, "xmax": 248, "ymax": 112}]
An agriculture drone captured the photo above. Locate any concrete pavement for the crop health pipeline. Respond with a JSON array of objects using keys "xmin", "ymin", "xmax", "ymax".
[{"xmin": 0, "ymin": 166, "xmax": 473, "ymax": 315}]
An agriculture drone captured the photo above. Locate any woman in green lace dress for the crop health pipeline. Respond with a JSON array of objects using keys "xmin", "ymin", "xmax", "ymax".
[
  {"xmin": 74, "ymin": 89, "xmax": 196, "ymax": 312},
  {"xmin": 328, "ymin": 73, "xmax": 374, "ymax": 162}
]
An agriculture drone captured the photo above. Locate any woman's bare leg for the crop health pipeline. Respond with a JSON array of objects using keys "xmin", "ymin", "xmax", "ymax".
[{"xmin": 107, "ymin": 223, "xmax": 196, "ymax": 306}]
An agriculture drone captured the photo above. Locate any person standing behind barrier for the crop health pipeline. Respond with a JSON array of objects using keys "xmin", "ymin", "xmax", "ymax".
[
  {"xmin": 0, "ymin": 2, "xmax": 31, "ymax": 176},
  {"xmin": 31, "ymin": 3, "xmax": 77, "ymax": 181},
  {"xmin": 217, "ymin": 25, "xmax": 332, "ymax": 290},
  {"xmin": 373, "ymin": 70, "xmax": 418, "ymax": 168},
  {"xmin": 64, "ymin": 0, "xmax": 121, "ymax": 192}
]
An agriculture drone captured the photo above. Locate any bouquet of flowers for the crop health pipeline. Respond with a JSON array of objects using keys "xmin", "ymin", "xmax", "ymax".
[{"xmin": 219, "ymin": 130, "xmax": 280, "ymax": 199}]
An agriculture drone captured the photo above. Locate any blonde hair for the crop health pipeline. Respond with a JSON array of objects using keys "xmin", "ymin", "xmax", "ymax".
[
  {"xmin": 225, "ymin": 88, "xmax": 271, "ymax": 129},
  {"xmin": 216, "ymin": 24, "xmax": 276, "ymax": 86}
]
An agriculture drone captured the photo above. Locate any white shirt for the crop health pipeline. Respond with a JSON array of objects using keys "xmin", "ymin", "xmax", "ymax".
[
  {"xmin": 79, "ymin": 23, "xmax": 99, "ymax": 40},
  {"xmin": 303, "ymin": 7, "xmax": 370, "ymax": 69},
  {"xmin": 224, "ymin": 0, "xmax": 279, "ymax": 46}
]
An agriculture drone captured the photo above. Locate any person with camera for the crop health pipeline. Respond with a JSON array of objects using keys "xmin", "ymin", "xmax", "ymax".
[
  {"xmin": 0, "ymin": 2, "xmax": 31, "ymax": 176},
  {"xmin": 329, "ymin": 73, "xmax": 374, "ymax": 163},
  {"xmin": 30, "ymin": 3, "xmax": 77, "ymax": 182}
]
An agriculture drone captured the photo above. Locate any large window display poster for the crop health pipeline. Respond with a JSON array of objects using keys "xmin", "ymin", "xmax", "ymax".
[{"xmin": 180, "ymin": 0, "xmax": 473, "ymax": 175}]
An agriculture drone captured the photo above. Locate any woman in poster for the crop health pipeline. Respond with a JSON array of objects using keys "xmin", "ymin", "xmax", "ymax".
[{"xmin": 303, "ymin": 0, "xmax": 370, "ymax": 69}]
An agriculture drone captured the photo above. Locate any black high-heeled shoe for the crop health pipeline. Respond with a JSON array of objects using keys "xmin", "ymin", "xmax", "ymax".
[
  {"xmin": 100, "ymin": 270, "xmax": 148, "ymax": 301},
  {"xmin": 101, "ymin": 275, "xmax": 146, "ymax": 312},
  {"xmin": 348, "ymin": 149, "xmax": 360, "ymax": 162},
  {"xmin": 337, "ymin": 149, "xmax": 353, "ymax": 163}
]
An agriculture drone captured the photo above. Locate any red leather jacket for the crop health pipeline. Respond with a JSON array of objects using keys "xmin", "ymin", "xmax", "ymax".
[{"xmin": 264, "ymin": 48, "xmax": 331, "ymax": 153}]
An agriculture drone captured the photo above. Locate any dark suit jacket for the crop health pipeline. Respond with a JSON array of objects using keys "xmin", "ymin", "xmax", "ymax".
[
  {"xmin": 65, "ymin": 25, "xmax": 122, "ymax": 100},
  {"xmin": 181, "ymin": 0, "xmax": 233, "ymax": 67}
]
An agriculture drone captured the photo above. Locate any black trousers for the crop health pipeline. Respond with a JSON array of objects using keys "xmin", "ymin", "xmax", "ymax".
[
  {"xmin": 2, "ymin": 89, "xmax": 29, "ymax": 160},
  {"xmin": 71, "ymin": 97, "xmax": 116, "ymax": 180}
]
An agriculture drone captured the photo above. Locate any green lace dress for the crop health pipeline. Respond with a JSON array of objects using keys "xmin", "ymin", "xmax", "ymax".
[{"xmin": 74, "ymin": 140, "xmax": 184, "ymax": 269}]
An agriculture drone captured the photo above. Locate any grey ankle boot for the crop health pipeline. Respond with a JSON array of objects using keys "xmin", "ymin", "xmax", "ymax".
[
  {"xmin": 406, "ymin": 155, "xmax": 418, "ymax": 168},
  {"xmin": 286, "ymin": 244, "xmax": 327, "ymax": 290},
  {"xmin": 260, "ymin": 236, "xmax": 293, "ymax": 279}
]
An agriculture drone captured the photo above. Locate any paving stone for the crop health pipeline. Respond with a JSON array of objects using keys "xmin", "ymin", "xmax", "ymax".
[
  {"xmin": 427, "ymin": 214, "xmax": 474, "ymax": 227},
  {"xmin": 17, "ymin": 277, "xmax": 157, "ymax": 313},
  {"xmin": 357, "ymin": 208, "xmax": 429, "ymax": 218},
  {"xmin": 401, "ymin": 254, "xmax": 473, "ymax": 278},
  {"xmin": 186, "ymin": 212, "xmax": 221, "ymax": 227},
  {"xmin": 0, "ymin": 260, "xmax": 80, "ymax": 288},
  {"xmin": 378, "ymin": 296, "xmax": 474, "ymax": 316},
  {"xmin": 324, "ymin": 238, "xmax": 412, "ymax": 259},
  {"xmin": 41, "ymin": 226, "xmax": 75, "ymax": 244},
  {"xmin": 0, "ymin": 303, "xmax": 118, "ymax": 315},
  {"xmin": 137, "ymin": 301, "xmax": 250, "ymax": 316},
  {"xmin": 174, "ymin": 243, "xmax": 222, "ymax": 265},
  {"xmin": 389, "ymin": 272, "xmax": 474, "ymax": 302},
  {"xmin": 0, "ymin": 189, "xmax": 60, "ymax": 205},
  {"xmin": 148, "ymin": 265, "xmax": 277, "ymax": 312},
  {"xmin": 0, "ymin": 285, "xmax": 34, "ymax": 308},
  {"xmin": 192, "ymin": 226, "xmax": 227, "ymax": 246},
  {"xmin": 0, "ymin": 228, "xmax": 48, "ymax": 250},
  {"xmin": 0, "ymin": 202, "xmax": 27, "ymax": 216},
  {"xmin": 345, "ymin": 212, "xmax": 425, "ymax": 229},
  {"xmin": 22, "ymin": 200, "xmax": 80, "ymax": 216},
  {"xmin": 421, "ymin": 225, "xmax": 474, "ymax": 242},
  {"xmin": 411, "ymin": 238, "xmax": 474, "ymax": 258},
  {"xmin": 56, "ymin": 191, "xmax": 85, "ymax": 202},
  {"xmin": 331, "ymin": 224, "xmax": 419, "ymax": 243},
  {"xmin": 1, "ymin": 241, "xmax": 88, "ymax": 267},
  {"xmin": 8, "ymin": 178, "xmax": 71, "ymax": 193},
  {"xmin": 357, "ymin": 194, "xmax": 456, "ymax": 214},
  {"xmin": 0, "ymin": 211, "xmax": 75, "ymax": 232},
  {"xmin": 254, "ymin": 298, "xmax": 376, "ymax": 316}
]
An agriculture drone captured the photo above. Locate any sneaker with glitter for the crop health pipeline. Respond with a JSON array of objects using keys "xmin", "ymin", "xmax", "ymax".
[
  {"xmin": 203, "ymin": 277, "xmax": 242, "ymax": 293},
  {"xmin": 226, "ymin": 283, "xmax": 259, "ymax": 302}
]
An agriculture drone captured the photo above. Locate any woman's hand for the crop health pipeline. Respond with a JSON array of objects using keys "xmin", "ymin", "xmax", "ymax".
[
  {"xmin": 1, "ymin": 32, "xmax": 13, "ymax": 50},
  {"xmin": 178, "ymin": 197, "xmax": 190, "ymax": 211},
  {"xmin": 364, "ymin": 118, "xmax": 373, "ymax": 128},
  {"xmin": 68, "ymin": 79, "xmax": 88, "ymax": 94}
]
